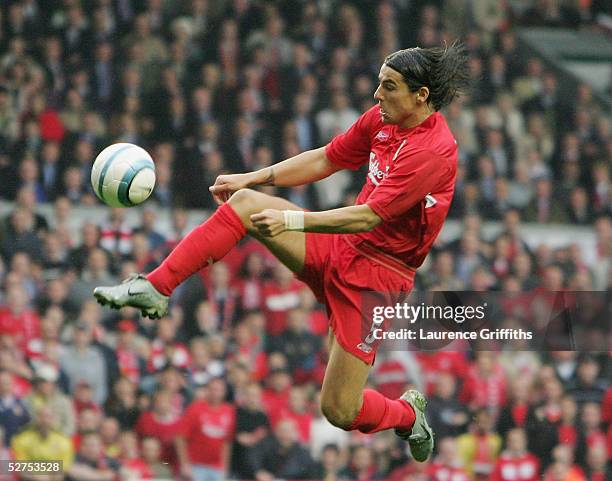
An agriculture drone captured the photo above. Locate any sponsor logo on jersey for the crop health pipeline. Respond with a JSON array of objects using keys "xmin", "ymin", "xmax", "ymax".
[{"xmin": 368, "ymin": 153, "xmax": 389, "ymax": 186}]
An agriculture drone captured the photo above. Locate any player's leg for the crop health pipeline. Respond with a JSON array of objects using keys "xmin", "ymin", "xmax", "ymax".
[
  {"xmin": 321, "ymin": 333, "xmax": 420, "ymax": 431},
  {"xmin": 321, "ymin": 324, "xmax": 434, "ymax": 461},
  {"xmin": 229, "ymin": 189, "xmax": 306, "ymax": 274},
  {"xmin": 94, "ymin": 189, "xmax": 306, "ymax": 317}
]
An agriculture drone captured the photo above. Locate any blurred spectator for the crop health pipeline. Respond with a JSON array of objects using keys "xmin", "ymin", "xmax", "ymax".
[
  {"xmin": 338, "ymin": 444, "xmax": 382, "ymax": 480},
  {"xmin": 66, "ymin": 431, "xmax": 120, "ymax": 481},
  {"xmin": 527, "ymin": 377, "xmax": 564, "ymax": 467},
  {"xmin": 491, "ymin": 429, "xmax": 540, "ymax": 481},
  {"xmin": 12, "ymin": 404, "xmax": 74, "ymax": 471},
  {"xmin": 569, "ymin": 356, "xmax": 606, "ymax": 405},
  {"xmin": 428, "ymin": 372, "xmax": 470, "ymax": 439},
  {"xmin": 141, "ymin": 435, "xmax": 173, "ymax": 479},
  {"xmin": 0, "ymin": 284, "xmax": 40, "ymax": 349},
  {"xmin": 456, "ymin": 409, "xmax": 502, "ymax": 479},
  {"xmin": 267, "ymin": 307, "xmax": 321, "ymax": 380},
  {"xmin": 104, "ymin": 376, "xmax": 140, "ymax": 430},
  {"xmin": 497, "ymin": 377, "xmax": 534, "ymax": 436},
  {"xmin": 460, "ymin": 352, "xmax": 507, "ymax": 412},
  {"xmin": 524, "ymin": 176, "xmax": 568, "ymax": 224},
  {"xmin": 0, "ymin": 369, "xmax": 30, "ymax": 442},
  {"xmin": 68, "ymin": 248, "xmax": 117, "ymax": 306},
  {"xmin": 135, "ymin": 388, "xmax": 181, "ymax": 467},
  {"xmin": 231, "ymin": 382, "xmax": 270, "ymax": 479},
  {"xmin": 313, "ymin": 443, "xmax": 344, "ymax": 480},
  {"xmin": 428, "ymin": 436, "xmax": 470, "ymax": 481},
  {"xmin": 59, "ymin": 322, "xmax": 108, "ymax": 405},
  {"xmin": 252, "ymin": 418, "xmax": 317, "ymax": 481},
  {"xmin": 176, "ymin": 377, "xmax": 235, "ymax": 481},
  {"xmin": 24, "ymin": 363, "xmax": 75, "ymax": 437},
  {"xmin": 0, "ymin": 208, "xmax": 43, "ymax": 262},
  {"xmin": 262, "ymin": 263, "xmax": 306, "ymax": 336}
]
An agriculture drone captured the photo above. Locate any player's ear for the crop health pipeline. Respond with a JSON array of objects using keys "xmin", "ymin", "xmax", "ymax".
[{"xmin": 416, "ymin": 87, "xmax": 429, "ymax": 104}]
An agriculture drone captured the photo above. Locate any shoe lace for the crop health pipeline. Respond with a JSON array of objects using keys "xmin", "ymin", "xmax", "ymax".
[{"xmin": 122, "ymin": 273, "xmax": 142, "ymax": 284}]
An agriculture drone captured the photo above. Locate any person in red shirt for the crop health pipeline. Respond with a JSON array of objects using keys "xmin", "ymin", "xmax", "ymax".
[
  {"xmin": 135, "ymin": 388, "xmax": 181, "ymax": 468},
  {"xmin": 176, "ymin": 377, "xmax": 235, "ymax": 481},
  {"xmin": 460, "ymin": 351, "xmax": 507, "ymax": 413},
  {"xmin": 261, "ymin": 367, "xmax": 292, "ymax": 419},
  {"xmin": 428, "ymin": 436, "xmax": 471, "ymax": 481},
  {"xmin": 261, "ymin": 263, "xmax": 306, "ymax": 335},
  {"xmin": 118, "ymin": 430, "xmax": 154, "ymax": 480},
  {"xmin": 0, "ymin": 285, "xmax": 40, "ymax": 350},
  {"xmin": 95, "ymin": 42, "xmax": 471, "ymax": 462},
  {"xmin": 491, "ymin": 429, "xmax": 540, "ymax": 481},
  {"xmin": 270, "ymin": 386, "xmax": 313, "ymax": 444}
]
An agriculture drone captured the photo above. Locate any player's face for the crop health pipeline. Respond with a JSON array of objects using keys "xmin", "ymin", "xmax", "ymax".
[{"xmin": 374, "ymin": 65, "xmax": 425, "ymax": 127}]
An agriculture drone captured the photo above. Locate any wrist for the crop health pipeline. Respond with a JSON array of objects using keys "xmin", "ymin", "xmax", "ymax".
[
  {"xmin": 254, "ymin": 166, "xmax": 275, "ymax": 186},
  {"xmin": 283, "ymin": 210, "xmax": 305, "ymax": 231}
]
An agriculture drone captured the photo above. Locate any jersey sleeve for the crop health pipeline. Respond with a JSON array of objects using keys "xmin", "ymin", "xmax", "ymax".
[
  {"xmin": 366, "ymin": 147, "xmax": 451, "ymax": 222},
  {"xmin": 325, "ymin": 106, "xmax": 379, "ymax": 170}
]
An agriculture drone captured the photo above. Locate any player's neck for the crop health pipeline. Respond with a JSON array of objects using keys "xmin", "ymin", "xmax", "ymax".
[{"xmin": 400, "ymin": 108, "xmax": 435, "ymax": 130}]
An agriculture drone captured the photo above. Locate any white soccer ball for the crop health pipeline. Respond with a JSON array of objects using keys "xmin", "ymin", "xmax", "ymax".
[{"xmin": 91, "ymin": 143, "xmax": 156, "ymax": 208}]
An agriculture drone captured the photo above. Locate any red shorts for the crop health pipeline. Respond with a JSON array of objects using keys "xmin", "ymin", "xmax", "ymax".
[{"xmin": 297, "ymin": 234, "xmax": 415, "ymax": 364}]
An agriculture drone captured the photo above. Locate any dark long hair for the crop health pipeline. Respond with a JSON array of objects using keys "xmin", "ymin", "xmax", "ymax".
[{"xmin": 384, "ymin": 40, "xmax": 471, "ymax": 111}]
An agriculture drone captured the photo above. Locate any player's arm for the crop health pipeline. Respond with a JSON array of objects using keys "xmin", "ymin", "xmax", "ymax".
[
  {"xmin": 251, "ymin": 146, "xmax": 341, "ymax": 187},
  {"xmin": 251, "ymin": 203, "xmax": 382, "ymax": 236},
  {"xmin": 209, "ymin": 147, "xmax": 340, "ymax": 203}
]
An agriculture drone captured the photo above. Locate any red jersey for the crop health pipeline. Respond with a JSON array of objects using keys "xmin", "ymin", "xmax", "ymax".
[
  {"xmin": 491, "ymin": 452, "xmax": 540, "ymax": 481},
  {"xmin": 261, "ymin": 280, "xmax": 305, "ymax": 335},
  {"xmin": 373, "ymin": 359, "xmax": 409, "ymax": 400},
  {"xmin": 460, "ymin": 362, "xmax": 507, "ymax": 410},
  {"xmin": 261, "ymin": 388, "xmax": 290, "ymax": 419},
  {"xmin": 416, "ymin": 352, "xmax": 469, "ymax": 395},
  {"xmin": 179, "ymin": 401, "xmax": 235, "ymax": 468},
  {"xmin": 135, "ymin": 411, "xmax": 182, "ymax": 466},
  {"xmin": 326, "ymin": 106, "xmax": 458, "ymax": 268},
  {"xmin": 0, "ymin": 307, "xmax": 40, "ymax": 348},
  {"xmin": 271, "ymin": 410, "xmax": 312, "ymax": 444}
]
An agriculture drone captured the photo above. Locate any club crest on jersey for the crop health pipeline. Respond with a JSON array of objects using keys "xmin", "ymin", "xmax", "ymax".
[{"xmin": 368, "ymin": 152, "xmax": 389, "ymax": 186}]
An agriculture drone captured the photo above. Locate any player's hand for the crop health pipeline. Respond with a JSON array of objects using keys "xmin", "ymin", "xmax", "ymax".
[
  {"xmin": 209, "ymin": 173, "xmax": 253, "ymax": 205},
  {"xmin": 250, "ymin": 209, "xmax": 285, "ymax": 237}
]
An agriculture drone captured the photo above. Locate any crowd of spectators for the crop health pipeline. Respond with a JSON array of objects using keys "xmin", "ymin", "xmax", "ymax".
[{"xmin": 0, "ymin": 0, "xmax": 610, "ymax": 481}]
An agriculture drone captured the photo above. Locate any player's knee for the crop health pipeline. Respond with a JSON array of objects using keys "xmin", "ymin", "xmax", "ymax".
[
  {"xmin": 320, "ymin": 397, "xmax": 359, "ymax": 431},
  {"xmin": 228, "ymin": 188, "xmax": 261, "ymax": 208}
]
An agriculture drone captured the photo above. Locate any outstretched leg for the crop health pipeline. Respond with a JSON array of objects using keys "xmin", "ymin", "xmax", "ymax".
[
  {"xmin": 94, "ymin": 189, "xmax": 307, "ymax": 317},
  {"xmin": 147, "ymin": 188, "xmax": 307, "ymax": 294}
]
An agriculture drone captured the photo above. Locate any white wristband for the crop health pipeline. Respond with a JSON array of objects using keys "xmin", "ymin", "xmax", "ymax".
[{"xmin": 283, "ymin": 210, "xmax": 305, "ymax": 231}]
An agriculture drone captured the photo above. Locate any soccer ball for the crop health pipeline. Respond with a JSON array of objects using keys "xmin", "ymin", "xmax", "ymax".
[{"xmin": 91, "ymin": 143, "xmax": 156, "ymax": 208}]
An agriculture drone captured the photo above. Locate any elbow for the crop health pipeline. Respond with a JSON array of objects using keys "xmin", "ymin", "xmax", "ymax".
[
  {"xmin": 364, "ymin": 211, "xmax": 382, "ymax": 232},
  {"xmin": 362, "ymin": 220, "xmax": 378, "ymax": 232},
  {"xmin": 355, "ymin": 215, "xmax": 380, "ymax": 233}
]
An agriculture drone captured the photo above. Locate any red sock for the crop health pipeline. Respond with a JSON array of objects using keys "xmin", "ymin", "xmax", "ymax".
[
  {"xmin": 348, "ymin": 389, "xmax": 416, "ymax": 434},
  {"xmin": 147, "ymin": 203, "xmax": 246, "ymax": 295}
]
